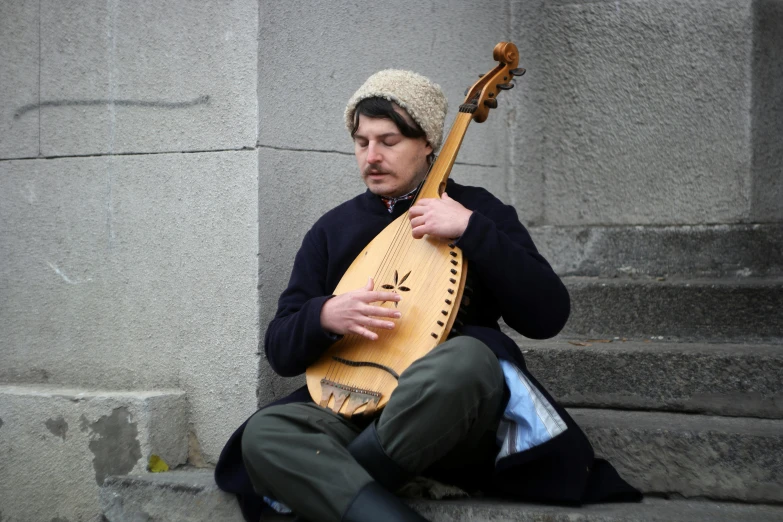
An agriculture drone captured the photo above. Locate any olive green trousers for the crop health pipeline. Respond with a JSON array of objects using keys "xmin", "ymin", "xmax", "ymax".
[{"xmin": 241, "ymin": 336, "xmax": 505, "ymax": 522}]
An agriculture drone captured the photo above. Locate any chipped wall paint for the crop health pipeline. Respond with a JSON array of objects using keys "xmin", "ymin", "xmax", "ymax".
[
  {"xmin": 85, "ymin": 407, "xmax": 142, "ymax": 486},
  {"xmin": 1, "ymin": 387, "xmax": 185, "ymax": 520},
  {"xmin": 45, "ymin": 416, "xmax": 68, "ymax": 440}
]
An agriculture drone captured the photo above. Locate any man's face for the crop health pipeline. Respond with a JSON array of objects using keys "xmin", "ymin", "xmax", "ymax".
[{"xmin": 353, "ymin": 108, "xmax": 433, "ymax": 198}]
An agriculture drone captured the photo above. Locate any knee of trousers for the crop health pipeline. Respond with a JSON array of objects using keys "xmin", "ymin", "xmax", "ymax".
[
  {"xmin": 416, "ymin": 336, "xmax": 503, "ymax": 398},
  {"xmin": 240, "ymin": 406, "xmax": 296, "ymax": 485}
]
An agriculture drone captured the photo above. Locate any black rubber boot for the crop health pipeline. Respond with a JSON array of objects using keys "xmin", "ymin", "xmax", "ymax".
[
  {"xmin": 341, "ymin": 482, "xmax": 428, "ymax": 522},
  {"xmin": 347, "ymin": 420, "xmax": 414, "ymax": 492}
]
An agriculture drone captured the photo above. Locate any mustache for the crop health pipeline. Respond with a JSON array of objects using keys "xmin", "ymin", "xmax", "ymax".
[{"xmin": 364, "ymin": 167, "xmax": 393, "ymax": 176}]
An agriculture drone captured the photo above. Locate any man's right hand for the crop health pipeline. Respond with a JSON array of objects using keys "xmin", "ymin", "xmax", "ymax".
[{"xmin": 320, "ymin": 278, "xmax": 402, "ymax": 341}]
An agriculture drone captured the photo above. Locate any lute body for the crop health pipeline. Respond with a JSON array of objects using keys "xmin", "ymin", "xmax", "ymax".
[
  {"xmin": 305, "ymin": 212, "xmax": 467, "ymax": 416},
  {"xmin": 306, "ymin": 42, "xmax": 523, "ymax": 417}
]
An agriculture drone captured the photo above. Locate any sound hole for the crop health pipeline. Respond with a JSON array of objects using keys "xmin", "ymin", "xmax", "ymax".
[{"xmin": 381, "ymin": 270, "xmax": 412, "ymax": 307}]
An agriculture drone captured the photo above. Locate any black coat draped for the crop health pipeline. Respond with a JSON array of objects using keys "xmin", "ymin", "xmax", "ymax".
[{"xmin": 215, "ymin": 179, "xmax": 641, "ymax": 520}]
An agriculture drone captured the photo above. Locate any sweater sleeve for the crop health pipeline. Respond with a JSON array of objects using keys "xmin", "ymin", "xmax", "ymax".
[
  {"xmin": 264, "ymin": 228, "xmax": 341, "ymax": 377},
  {"xmin": 455, "ymin": 193, "xmax": 570, "ymax": 339}
]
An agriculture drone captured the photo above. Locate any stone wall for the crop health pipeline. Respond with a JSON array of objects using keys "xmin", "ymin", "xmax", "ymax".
[{"xmin": 1, "ymin": 3, "xmax": 260, "ymax": 518}]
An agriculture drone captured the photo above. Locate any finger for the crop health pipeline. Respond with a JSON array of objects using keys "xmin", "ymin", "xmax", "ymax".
[
  {"xmin": 349, "ymin": 325, "xmax": 378, "ymax": 341},
  {"xmin": 409, "ymin": 216, "xmax": 425, "ymax": 228},
  {"xmin": 361, "ymin": 291, "xmax": 401, "ymax": 303},
  {"xmin": 408, "ymin": 205, "xmax": 424, "ymax": 217},
  {"xmin": 441, "ymin": 192, "xmax": 451, "ymax": 200},
  {"xmin": 364, "ymin": 305, "xmax": 402, "ymax": 318},
  {"xmin": 361, "ymin": 317, "xmax": 397, "ymax": 330},
  {"xmin": 365, "ymin": 277, "xmax": 374, "ymax": 291},
  {"xmin": 411, "ymin": 225, "xmax": 426, "ymax": 239}
]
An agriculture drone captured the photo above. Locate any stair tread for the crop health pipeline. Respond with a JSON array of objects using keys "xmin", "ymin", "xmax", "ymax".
[
  {"xmin": 562, "ymin": 275, "xmax": 783, "ymax": 285},
  {"xmin": 102, "ymin": 470, "xmax": 783, "ymax": 521},
  {"xmin": 568, "ymin": 407, "xmax": 783, "ymax": 435},
  {"xmin": 511, "ymin": 335, "xmax": 783, "ymax": 352}
]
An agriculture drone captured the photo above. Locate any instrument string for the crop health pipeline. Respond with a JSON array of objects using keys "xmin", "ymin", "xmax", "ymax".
[
  {"xmin": 325, "ymin": 166, "xmax": 430, "ymax": 386},
  {"xmin": 355, "ymin": 162, "xmax": 435, "ymax": 390},
  {"xmin": 323, "ymin": 112, "xmax": 472, "ymax": 399},
  {"xmin": 356, "ymin": 114, "xmax": 467, "ymax": 391},
  {"xmin": 374, "ymin": 236, "xmax": 440, "ymax": 379}
]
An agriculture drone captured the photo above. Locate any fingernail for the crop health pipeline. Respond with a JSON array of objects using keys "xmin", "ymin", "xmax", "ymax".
[
  {"xmin": 387, "ymin": 322, "xmax": 394, "ymax": 328},
  {"xmin": 394, "ymin": 312, "xmax": 401, "ymax": 318}
]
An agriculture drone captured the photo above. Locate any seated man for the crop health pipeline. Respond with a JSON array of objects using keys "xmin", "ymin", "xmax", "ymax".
[{"xmin": 215, "ymin": 70, "xmax": 640, "ymax": 522}]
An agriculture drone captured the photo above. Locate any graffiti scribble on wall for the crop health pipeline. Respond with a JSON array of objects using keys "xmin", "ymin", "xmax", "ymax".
[{"xmin": 14, "ymin": 95, "xmax": 210, "ymax": 119}]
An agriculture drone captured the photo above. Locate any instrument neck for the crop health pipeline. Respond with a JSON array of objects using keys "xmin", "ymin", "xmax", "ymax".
[{"xmin": 415, "ymin": 112, "xmax": 474, "ymax": 201}]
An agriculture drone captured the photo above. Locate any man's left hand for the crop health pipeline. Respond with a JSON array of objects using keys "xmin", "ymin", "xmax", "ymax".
[{"xmin": 409, "ymin": 192, "xmax": 472, "ymax": 240}]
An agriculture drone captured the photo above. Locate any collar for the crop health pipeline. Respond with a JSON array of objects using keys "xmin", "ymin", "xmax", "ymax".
[{"xmin": 378, "ymin": 186, "xmax": 418, "ymax": 213}]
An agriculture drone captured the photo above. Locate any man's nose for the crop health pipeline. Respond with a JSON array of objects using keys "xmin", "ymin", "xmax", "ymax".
[{"xmin": 366, "ymin": 142, "xmax": 382, "ymax": 164}]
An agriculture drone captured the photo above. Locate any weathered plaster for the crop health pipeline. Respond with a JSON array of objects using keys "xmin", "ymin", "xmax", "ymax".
[
  {"xmin": 0, "ymin": 386, "xmax": 186, "ymax": 521},
  {"xmin": 45, "ymin": 416, "xmax": 68, "ymax": 441},
  {"xmin": 86, "ymin": 407, "xmax": 142, "ymax": 486}
]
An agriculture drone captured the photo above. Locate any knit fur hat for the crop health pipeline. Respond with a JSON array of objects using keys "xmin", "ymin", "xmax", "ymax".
[{"xmin": 345, "ymin": 69, "xmax": 448, "ymax": 151}]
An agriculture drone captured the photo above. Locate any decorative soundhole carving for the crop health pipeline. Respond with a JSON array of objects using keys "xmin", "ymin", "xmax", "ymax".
[{"xmin": 381, "ymin": 270, "xmax": 411, "ymax": 307}]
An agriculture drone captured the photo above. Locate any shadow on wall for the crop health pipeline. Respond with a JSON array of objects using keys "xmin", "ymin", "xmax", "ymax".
[{"xmin": 751, "ymin": 0, "xmax": 783, "ymax": 222}]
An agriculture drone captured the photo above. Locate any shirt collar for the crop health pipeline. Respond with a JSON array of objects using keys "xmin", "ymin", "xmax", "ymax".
[{"xmin": 378, "ymin": 186, "xmax": 418, "ymax": 213}]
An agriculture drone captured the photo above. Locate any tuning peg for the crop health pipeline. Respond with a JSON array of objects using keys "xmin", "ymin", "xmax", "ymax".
[
  {"xmin": 497, "ymin": 83, "xmax": 515, "ymax": 90},
  {"xmin": 484, "ymin": 98, "xmax": 498, "ymax": 109},
  {"xmin": 478, "ymin": 73, "xmax": 485, "ymax": 78},
  {"xmin": 464, "ymin": 87, "xmax": 470, "ymax": 96},
  {"xmin": 510, "ymin": 68, "xmax": 526, "ymax": 76}
]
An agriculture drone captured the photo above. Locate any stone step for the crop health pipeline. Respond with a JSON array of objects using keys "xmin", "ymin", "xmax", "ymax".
[
  {"xmin": 530, "ymin": 223, "xmax": 783, "ymax": 278},
  {"xmin": 415, "ymin": 497, "xmax": 783, "ymax": 522},
  {"xmin": 100, "ymin": 470, "xmax": 783, "ymax": 521},
  {"xmin": 510, "ymin": 336, "xmax": 783, "ymax": 419},
  {"xmin": 0, "ymin": 385, "xmax": 188, "ymax": 522},
  {"xmin": 562, "ymin": 276, "xmax": 783, "ymax": 340},
  {"xmin": 570, "ymin": 408, "xmax": 783, "ymax": 503}
]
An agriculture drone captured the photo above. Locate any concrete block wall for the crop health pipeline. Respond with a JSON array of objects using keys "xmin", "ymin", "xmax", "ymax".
[
  {"xmin": 509, "ymin": 0, "xmax": 781, "ymax": 274},
  {"xmin": 0, "ymin": 386, "xmax": 187, "ymax": 522},
  {"xmin": 0, "ymin": 152, "xmax": 260, "ymax": 459},
  {"xmin": 510, "ymin": 0, "xmax": 775, "ymax": 226},
  {"xmin": 1, "ymin": 2, "xmax": 260, "ymax": 519}
]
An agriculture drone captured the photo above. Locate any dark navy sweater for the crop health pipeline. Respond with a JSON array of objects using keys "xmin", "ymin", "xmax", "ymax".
[{"xmin": 265, "ymin": 178, "xmax": 571, "ymax": 377}]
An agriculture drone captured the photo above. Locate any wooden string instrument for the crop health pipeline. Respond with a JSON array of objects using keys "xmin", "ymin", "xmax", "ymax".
[{"xmin": 306, "ymin": 42, "xmax": 525, "ymax": 418}]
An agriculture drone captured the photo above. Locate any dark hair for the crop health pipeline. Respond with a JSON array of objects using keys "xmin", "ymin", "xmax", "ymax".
[
  {"xmin": 351, "ymin": 97, "xmax": 434, "ymax": 162},
  {"xmin": 351, "ymin": 97, "xmax": 426, "ymax": 140}
]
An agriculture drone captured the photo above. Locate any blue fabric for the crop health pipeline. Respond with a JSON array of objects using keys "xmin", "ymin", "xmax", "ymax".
[{"xmin": 497, "ymin": 359, "xmax": 567, "ymax": 460}]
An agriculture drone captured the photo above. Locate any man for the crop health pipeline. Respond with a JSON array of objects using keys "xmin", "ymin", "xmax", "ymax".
[{"xmin": 215, "ymin": 70, "xmax": 639, "ymax": 522}]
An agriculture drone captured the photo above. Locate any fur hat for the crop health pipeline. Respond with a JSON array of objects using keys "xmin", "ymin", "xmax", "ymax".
[{"xmin": 345, "ymin": 69, "xmax": 448, "ymax": 151}]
